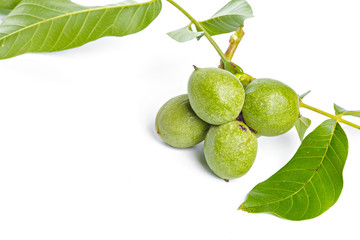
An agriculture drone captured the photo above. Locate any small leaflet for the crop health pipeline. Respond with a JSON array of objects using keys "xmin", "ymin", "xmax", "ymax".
[
  {"xmin": 295, "ymin": 116, "xmax": 311, "ymax": 141},
  {"xmin": 334, "ymin": 104, "xmax": 360, "ymax": 118}
]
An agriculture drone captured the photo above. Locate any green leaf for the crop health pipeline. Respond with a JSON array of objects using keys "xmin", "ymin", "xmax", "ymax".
[
  {"xmin": 334, "ymin": 104, "xmax": 360, "ymax": 118},
  {"xmin": 167, "ymin": 25, "xmax": 202, "ymax": 43},
  {"xmin": 240, "ymin": 119, "xmax": 348, "ymax": 221},
  {"xmin": 0, "ymin": 0, "xmax": 21, "ymax": 10},
  {"xmin": 0, "ymin": 0, "xmax": 162, "ymax": 59},
  {"xmin": 299, "ymin": 90, "xmax": 311, "ymax": 99},
  {"xmin": 196, "ymin": 0, "xmax": 253, "ymax": 36},
  {"xmin": 295, "ymin": 116, "xmax": 311, "ymax": 141},
  {"xmin": 0, "ymin": 8, "xmax": 10, "ymax": 16},
  {"xmin": 168, "ymin": 0, "xmax": 253, "ymax": 42}
]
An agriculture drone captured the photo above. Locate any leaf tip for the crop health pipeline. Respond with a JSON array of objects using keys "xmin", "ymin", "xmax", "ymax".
[
  {"xmin": 239, "ymin": 205, "xmax": 254, "ymax": 213},
  {"xmin": 299, "ymin": 90, "xmax": 311, "ymax": 99},
  {"xmin": 334, "ymin": 103, "xmax": 345, "ymax": 115},
  {"xmin": 238, "ymin": 202, "xmax": 250, "ymax": 211}
]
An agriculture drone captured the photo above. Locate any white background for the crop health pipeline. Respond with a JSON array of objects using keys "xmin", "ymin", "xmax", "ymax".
[{"xmin": 1, "ymin": 0, "xmax": 360, "ymax": 239}]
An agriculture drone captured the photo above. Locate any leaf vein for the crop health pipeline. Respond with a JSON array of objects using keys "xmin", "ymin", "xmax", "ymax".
[
  {"xmin": 298, "ymin": 188, "xmax": 310, "ymax": 219},
  {"xmin": 122, "ymin": 5, "xmax": 143, "ymax": 35},
  {"xmin": 85, "ymin": 8, "xmax": 109, "ymax": 42},
  {"xmin": 310, "ymin": 181, "xmax": 322, "ymax": 215},
  {"xmin": 139, "ymin": 2, "xmax": 152, "ymax": 29},
  {"xmin": 39, "ymin": 20, "xmax": 54, "ymax": 51},
  {"xmin": 283, "ymin": 196, "xmax": 294, "ymax": 217},
  {"xmin": 18, "ymin": 2, "xmax": 67, "ymax": 14},
  {"xmin": 49, "ymin": 15, "xmax": 73, "ymax": 51},
  {"xmin": 61, "ymin": 11, "xmax": 90, "ymax": 50}
]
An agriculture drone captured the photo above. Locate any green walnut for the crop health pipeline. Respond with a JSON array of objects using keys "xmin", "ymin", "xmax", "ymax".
[
  {"xmin": 204, "ymin": 121, "xmax": 257, "ymax": 180},
  {"xmin": 188, "ymin": 67, "xmax": 245, "ymax": 125},
  {"xmin": 242, "ymin": 78, "xmax": 300, "ymax": 137},
  {"xmin": 155, "ymin": 94, "xmax": 210, "ymax": 148}
]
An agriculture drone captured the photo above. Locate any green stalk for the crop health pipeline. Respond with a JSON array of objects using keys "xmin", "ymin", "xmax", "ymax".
[
  {"xmin": 166, "ymin": 0, "xmax": 229, "ymax": 64},
  {"xmin": 219, "ymin": 27, "xmax": 245, "ymax": 69},
  {"xmin": 300, "ymin": 101, "xmax": 360, "ymax": 130},
  {"xmin": 224, "ymin": 27, "xmax": 245, "ymax": 62}
]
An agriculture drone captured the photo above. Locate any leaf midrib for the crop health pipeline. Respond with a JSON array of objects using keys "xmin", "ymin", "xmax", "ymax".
[
  {"xmin": 246, "ymin": 121, "xmax": 337, "ymax": 209},
  {"xmin": 0, "ymin": 0, "xmax": 155, "ymax": 42},
  {"xmin": 299, "ymin": 117, "xmax": 311, "ymax": 126}
]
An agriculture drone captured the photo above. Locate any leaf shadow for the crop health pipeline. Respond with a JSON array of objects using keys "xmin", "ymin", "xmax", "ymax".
[
  {"xmin": 146, "ymin": 119, "xmax": 218, "ymax": 178},
  {"xmin": 146, "ymin": 119, "xmax": 170, "ymax": 148},
  {"xmin": 193, "ymin": 143, "xmax": 219, "ymax": 179}
]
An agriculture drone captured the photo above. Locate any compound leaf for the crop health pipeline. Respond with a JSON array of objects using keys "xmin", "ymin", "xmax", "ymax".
[
  {"xmin": 0, "ymin": 0, "xmax": 162, "ymax": 59},
  {"xmin": 240, "ymin": 119, "xmax": 348, "ymax": 221}
]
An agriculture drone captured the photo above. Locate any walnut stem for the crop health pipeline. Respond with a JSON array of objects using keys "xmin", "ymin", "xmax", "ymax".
[{"xmin": 219, "ymin": 27, "xmax": 245, "ymax": 69}]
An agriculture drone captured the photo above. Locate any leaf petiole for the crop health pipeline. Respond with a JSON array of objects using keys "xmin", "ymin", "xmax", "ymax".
[{"xmin": 300, "ymin": 101, "xmax": 360, "ymax": 130}]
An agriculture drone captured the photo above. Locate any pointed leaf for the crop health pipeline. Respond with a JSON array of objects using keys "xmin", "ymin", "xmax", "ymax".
[
  {"xmin": 295, "ymin": 116, "xmax": 311, "ymax": 141},
  {"xmin": 299, "ymin": 90, "xmax": 311, "ymax": 99},
  {"xmin": 0, "ymin": 0, "xmax": 162, "ymax": 59},
  {"xmin": 167, "ymin": 26, "xmax": 202, "ymax": 43},
  {"xmin": 240, "ymin": 119, "xmax": 348, "ymax": 221},
  {"xmin": 168, "ymin": 0, "xmax": 253, "ymax": 42},
  {"xmin": 0, "ymin": 0, "xmax": 21, "ymax": 10},
  {"xmin": 334, "ymin": 104, "xmax": 347, "ymax": 115},
  {"xmin": 334, "ymin": 104, "xmax": 360, "ymax": 118}
]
